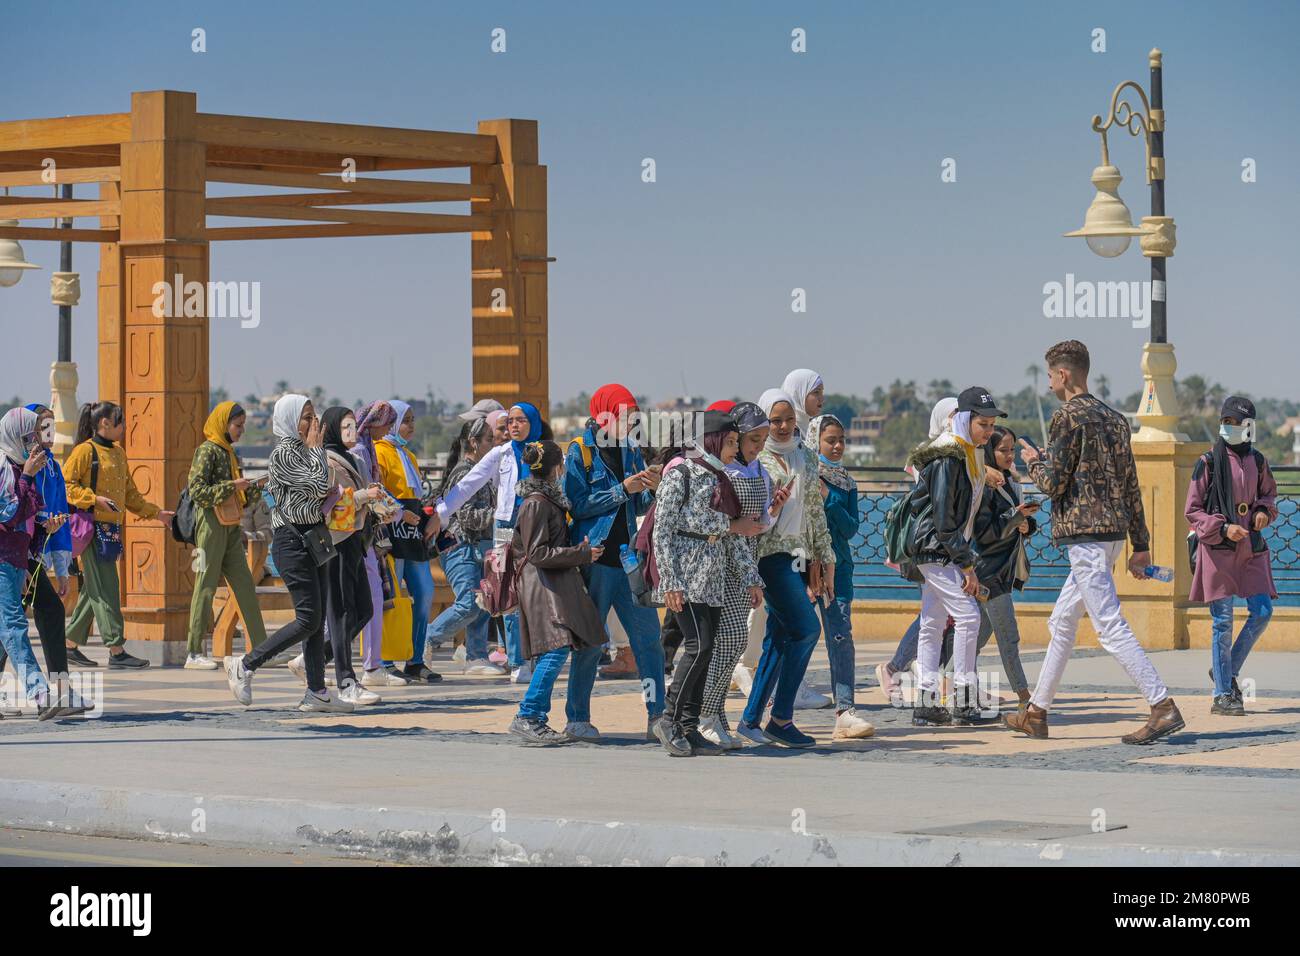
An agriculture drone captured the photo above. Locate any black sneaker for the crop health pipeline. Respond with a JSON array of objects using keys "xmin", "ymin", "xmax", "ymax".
[
  {"xmin": 107, "ymin": 650, "xmax": 149, "ymax": 669},
  {"xmin": 508, "ymin": 716, "xmax": 571, "ymax": 746},
  {"xmin": 912, "ymin": 705, "xmax": 952, "ymax": 726},
  {"xmin": 952, "ymin": 705, "xmax": 1000, "ymax": 726},
  {"xmin": 384, "ymin": 666, "xmax": 415, "ymax": 684},
  {"xmin": 685, "ymin": 729, "xmax": 725, "ymax": 756},
  {"xmin": 653, "ymin": 717, "xmax": 693, "ymax": 757},
  {"xmin": 1208, "ymin": 668, "xmax": 1242, "ymax": 697},
  {"xmin": 66, "ymin": 646, "xmax": 97, "ymax": 667},
  {"xmin": 1210, "ymin": 694, "xmax": 1245, "ymax": 716},
  {"xmin": 403, "ymin": 663, "xmax": 443, "ymax": 684}
]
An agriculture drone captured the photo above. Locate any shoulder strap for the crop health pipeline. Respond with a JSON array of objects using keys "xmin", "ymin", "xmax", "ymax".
[
  {"xmin": 89, "ymin": 443, "xmax": 99, "ymax": 493},
  {"xmin": 565, "ymin": 437, "xmax": 593, "ymax": 474}
]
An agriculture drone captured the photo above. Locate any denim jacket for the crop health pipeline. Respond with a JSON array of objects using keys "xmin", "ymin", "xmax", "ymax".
[{"xmin": 563, "ymin": 426, "xmax": 654, "ymax": 546}]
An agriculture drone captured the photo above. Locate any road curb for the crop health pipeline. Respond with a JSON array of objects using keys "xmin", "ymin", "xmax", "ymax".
[{"xmin": 2, "ymin": 777, "xmax": 1295, "ymax": 866}]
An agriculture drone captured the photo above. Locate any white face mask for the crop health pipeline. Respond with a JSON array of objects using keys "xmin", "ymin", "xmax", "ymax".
[
  {"xmin": 1220, "ymin": 420, "xmax": 1255, "ymax": 445},
  {"xmin": 341, "ymin": 418, "xmax": 358, "ymax": 446}
]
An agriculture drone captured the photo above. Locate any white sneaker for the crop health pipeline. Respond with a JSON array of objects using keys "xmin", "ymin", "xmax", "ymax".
[
  {"xmin": 225, "ymin": 655, "xmax": 253, "ymax": 706},
  {"xmin": 563, "ymin": 721, "xmax": 601, "ymax": 741},
  {"xmin": 465, "ymin": 659, "xmax": 507, "ymax": 676},
  {"xmin": 734, "ymin": 720, "xmax": 767, "ymax": 745},
  {"xmin": 362, "ymin": 667, "xmax": 408, "ymax": 687},
  {"xmin": 833, "ymin": 708, "xmax": 876, "ymax": 740},
  {"xmin": 0, "ymin": 691, "xmax": 21, "ymax": 717},
  {"xmin": 338, "ymin": 679, "xmax": 380, "ymax": 707},
  {"xmin": 510, "ymin": 663, "xmax": 532, "ymax": 684},
  {"xmin": 699, "ymin": 715, "xmax": 740, "ymax": 750},
  {"xmin": 184, "ymin": 654, "xmax": 218, "ymax": 671},
  {"xmin": 298, "ymin": 689, "xmax": 354, "ymax": 713},
  {"xmin": 794, "ymin": 680, "xmax": 833, "ymax": 710},
  {"xmin": 287, "ymin": 654, "xmax": 307, "ymax": 684},
  {"xmin": 452, "ymin": 645, "xmax": 468, "ymax": 664},
  {"xmin": 732, "ymin": 663, "xmax": 754, "ymax": 697},
  {"xmin": 875, "ymin": 662, "xmax": 902, "ymax": 705}
]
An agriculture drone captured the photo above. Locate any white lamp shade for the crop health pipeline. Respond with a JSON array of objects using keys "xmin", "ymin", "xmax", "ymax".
[
  {"xmin": 1064, "ymin": 165, "xmax": 1144, "ymax": 258},
  {"xmin": 0, "ymin": 220, "xmax": 41, "ymax": 288}
]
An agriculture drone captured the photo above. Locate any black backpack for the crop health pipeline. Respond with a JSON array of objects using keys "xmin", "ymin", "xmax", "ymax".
[{"xmin": 172, "ymin": 488, "xmax": 198, "ymax": 545}]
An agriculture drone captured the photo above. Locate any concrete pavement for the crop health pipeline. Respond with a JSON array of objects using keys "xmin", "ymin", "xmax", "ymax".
[{"xmin": 1, "ymin": 639, "xmax": 1297, "ymax": 865}]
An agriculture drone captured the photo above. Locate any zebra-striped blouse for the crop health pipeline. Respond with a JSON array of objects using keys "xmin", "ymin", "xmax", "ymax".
[{"xmin": 267, "ymin": 437, "xmax": 330, "ymax": 529}]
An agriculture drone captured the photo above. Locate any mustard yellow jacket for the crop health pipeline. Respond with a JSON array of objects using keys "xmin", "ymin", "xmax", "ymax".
[{"xmin": 63, "ymin": 439, "xmax": 161, "ymax": 525}]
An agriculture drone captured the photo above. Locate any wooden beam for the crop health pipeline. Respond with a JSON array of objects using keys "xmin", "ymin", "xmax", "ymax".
[
  {"xmin": 206, "ymin": 200, "xmax": 489, "ymax": 229},
  {"xmin": 206, "ymin": 223, "xmax": 483, "ymax": 240},
  {"xmin": 0, "ymin": 113, "xmax": 132, "ymax": 152},
  {"xmin": 205, "ymin": 166, "xmax": 491, "ymax": 200},
  {"xmin": 205, "ymin": 191, "xmax": 473, "ymax": 210},
  {"xmin": 0, "ymin": 225, "xmax": 119, "ymax": 242},
  {"xmin": 196, "ymin": 113, "xmax": 498, "ymax": 165},
  {"xmin": 0, "ymin": 166, "xmax": 121, "ymax": 187},
  {"xmin": 0, "ymin": 148, "xmax": 121, "ymax": 170},
  {"xmin": 0, "ymin": 199, "xmax": 120, "ymax": 219}
]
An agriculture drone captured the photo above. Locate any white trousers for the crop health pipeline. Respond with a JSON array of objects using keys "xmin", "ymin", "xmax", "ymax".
[
  {"xmin": 1032, "ymin": 540, "xmax": 1168, "ymax": 708},
  {"xmin": 918, "ymin": 563, "xmax": 980, "ymax": 694}
]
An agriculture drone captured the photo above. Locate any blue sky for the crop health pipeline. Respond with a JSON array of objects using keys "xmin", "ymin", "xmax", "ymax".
[{"xmin": 2, "ymin": 0, "xmax": 1297, "ymax": 408}]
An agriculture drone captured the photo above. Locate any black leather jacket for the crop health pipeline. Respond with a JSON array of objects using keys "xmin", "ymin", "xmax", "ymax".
[
  {"xmin": 905, "ymin": 442, "xmax": 976, "ymax": 569},
  {"xmin": 974, "ymin": 478, "xmax": 1037, "ymax": 597}
]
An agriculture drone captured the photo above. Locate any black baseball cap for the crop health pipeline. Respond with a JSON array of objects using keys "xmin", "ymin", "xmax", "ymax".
[
  {"xmin": 957, "ymin": 386, "xmax": 1007, "ymax": 418},
  {"xmin": 1220, "ymin": 395, "xmax": 1256, "ymax": 422}
]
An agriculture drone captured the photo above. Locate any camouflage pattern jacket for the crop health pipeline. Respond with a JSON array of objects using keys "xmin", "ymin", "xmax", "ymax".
[{"xmin": 1027, "ymin": 394, "xmax": 1150, "ymax": 552}]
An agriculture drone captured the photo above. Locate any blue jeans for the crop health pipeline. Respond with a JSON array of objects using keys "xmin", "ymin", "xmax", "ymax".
[
  {"xmin": 0, "ymin": 562, "xmax": 49, "ymax": 702},
  {"xmin": 742, "ymin": 553, "xmax": 820, "ymax": 725},
  {"xmin": 1209, "ymin": 593, "xmax": 1272, "ymax": 696},
  {"xmin": 517, "ymin": 643, "xmax": 604, "ymax": 723},
  {"xmin": 817, "ymin": 595, "xmax": 856, "ymax": 710},
  {"xmin": 495, "ymin": 519, "xmax": 524, "ymax": 669},
  {"xmin": 426, "ymin": 538, "xmax": 491, "ymax": 660},
  {"xmin": 384, "ymin": 558, "xmax": 435, "ymax": 667},
  {"xmin": 570, "ymin": 562, "xmax": 665, "ymax": 717}
]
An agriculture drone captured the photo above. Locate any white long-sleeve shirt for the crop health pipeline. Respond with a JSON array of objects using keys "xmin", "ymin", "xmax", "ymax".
[{"xmin": 436, "ymin": 443, "xmax": 520, "ymax": 526}]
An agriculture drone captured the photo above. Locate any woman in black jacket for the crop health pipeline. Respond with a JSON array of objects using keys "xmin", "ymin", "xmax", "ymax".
[
  {"xmin": 972, "ymin": 425, "xmax": 1036, "ymax": 711},
  {"xmin": 903, "ymin": 387, "xmax": 1004, "ymax": 727}
]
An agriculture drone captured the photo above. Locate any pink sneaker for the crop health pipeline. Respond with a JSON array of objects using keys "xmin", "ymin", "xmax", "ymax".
[
  {"xmin": 875, "ymin": 662, "xmax": 902, "ymax": 706},
  {"xmin": 488, "ymin": 648, "xmax": 507, "ymax": 665}
]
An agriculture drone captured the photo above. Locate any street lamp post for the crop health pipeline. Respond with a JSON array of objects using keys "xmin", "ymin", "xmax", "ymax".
[
  {"xmin": 1065, "ymin": 48, "xmax": 1184, "ymax": 441},
  {"xmin": 49, "ymin": 183, "xmax": 82, "ymax": 458}
]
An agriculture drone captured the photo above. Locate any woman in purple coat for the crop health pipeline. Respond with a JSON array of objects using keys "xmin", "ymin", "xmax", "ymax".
[{"xmin": 1185, "ymin": 396, "xmax": 1277, "ymax": 717}]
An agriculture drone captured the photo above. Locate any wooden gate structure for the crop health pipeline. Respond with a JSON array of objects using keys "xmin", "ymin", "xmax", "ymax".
[{"xmin": 0, "ymin": 90, "xmax": 549, "ymax": 653}]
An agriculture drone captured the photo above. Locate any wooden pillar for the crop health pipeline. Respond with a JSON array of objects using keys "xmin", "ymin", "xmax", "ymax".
[
  {"xmin": 102, "ymin": 90, "xmax": 209, "ymax": 660},
  {"xmin": 471, "ymin": 119, "xmax": 549, "ymax": 415}
]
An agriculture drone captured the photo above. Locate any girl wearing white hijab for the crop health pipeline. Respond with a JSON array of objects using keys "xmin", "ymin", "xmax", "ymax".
[
  {"xmin": 901, "ymin": 387, "xmax": 1004, "ymax": 727},
  {"xmin": 225, "ymin": 395, "xmax": 350, "ymax": 713},
  {"xmin": 0, "ymin": 407, "xmax": 59, "ymax": 716},
  {"xmin": 734, "ymin": 389, "xmax": 836, "ymax": 748},
  {"xmin": 781, "ymin": 368, "xmax": 825, "ymax": 440}
]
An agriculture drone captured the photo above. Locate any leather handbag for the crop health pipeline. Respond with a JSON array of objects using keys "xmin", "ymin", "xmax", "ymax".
[
  {"xmin": 291, "ymin": 523, "xmax": 337, "ymax": 567},
  {"xmin": 214, "ymin": 492, "xmax": 244, "ymax": 527}
]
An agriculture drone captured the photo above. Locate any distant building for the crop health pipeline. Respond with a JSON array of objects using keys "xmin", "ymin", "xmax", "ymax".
[{"xmin": 849, "ymin": 414, "xmax": 887, "ymax": 445}]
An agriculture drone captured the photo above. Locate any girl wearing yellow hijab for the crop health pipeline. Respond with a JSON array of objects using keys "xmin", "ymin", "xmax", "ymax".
[{"xmin": 185, "ymin": 402, "xmax": 268, "ymax": 669}]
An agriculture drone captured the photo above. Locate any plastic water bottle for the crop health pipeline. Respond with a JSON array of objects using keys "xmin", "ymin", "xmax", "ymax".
[
  {"xmin": 1143, "ymin": 566, "xmax": 1174, "ymax": 582},
  {"xmin": 620, "ymin": 544, "xmax": 639, "ymax": 574}
]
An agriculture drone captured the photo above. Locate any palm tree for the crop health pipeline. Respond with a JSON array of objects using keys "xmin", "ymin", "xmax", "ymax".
[
  {"xmin": 1026, "ymin": 364, "xmax": 1048, "ymax": 446},
  {"xmin": 1096, "ymin": 374, "xmax": 1111, "ymax": 403}
]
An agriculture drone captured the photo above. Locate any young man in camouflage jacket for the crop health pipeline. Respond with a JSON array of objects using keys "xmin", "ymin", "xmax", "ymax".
[{"xmin": 1003, "ymin": 340, "xmax": 1184, "ymax": 745}]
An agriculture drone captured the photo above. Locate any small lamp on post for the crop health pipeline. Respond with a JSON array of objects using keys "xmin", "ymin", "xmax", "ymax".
[
  {"xmin": 1064, "ymin": 48, "xmax": 1184, "ymax": 442},
  {"xmin": 0, "ymin": 219, "xmax": 41, "ymax": 288}
]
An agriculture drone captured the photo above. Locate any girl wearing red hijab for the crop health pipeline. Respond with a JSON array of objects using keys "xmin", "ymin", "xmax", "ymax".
[{"xmin": 560, "ymin": 383, "xmax": 666, "ymax": 742}]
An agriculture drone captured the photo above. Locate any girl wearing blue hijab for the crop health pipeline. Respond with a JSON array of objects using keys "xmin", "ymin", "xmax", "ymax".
[{"xmin": 508, "ymin": 402, "xmax": 543, "ymax": 507}]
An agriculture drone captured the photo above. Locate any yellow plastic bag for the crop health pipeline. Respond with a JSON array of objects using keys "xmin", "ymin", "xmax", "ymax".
[
  {"xmin": 326, "ymin": 487, "xmax": 357, "ymax": 533},
  {"xmin": 379, "ymin": 555, "xmax": 413, "ymax": 662}
]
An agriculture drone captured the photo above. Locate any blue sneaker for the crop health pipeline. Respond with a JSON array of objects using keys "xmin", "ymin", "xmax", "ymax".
[{"xmin": 761, "ymin": 719, "xmax": 816, "ymax": 749}]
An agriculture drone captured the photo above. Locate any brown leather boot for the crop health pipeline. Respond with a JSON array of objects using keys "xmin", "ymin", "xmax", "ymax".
[
  {"xmin": 1121, "ymin": 697, "xmax": 1185, "ymax": 745},
  {"xmin": 598, "ymin": 646, "xmax": 638, "ymax": 680},
  {"xmin": 1002, "ymin": 702, "xmax": 1048, "ymax": 738},
  {"xmin": 1016, "ymin": 688, "xmax": 1032, "ymax": 712}
]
